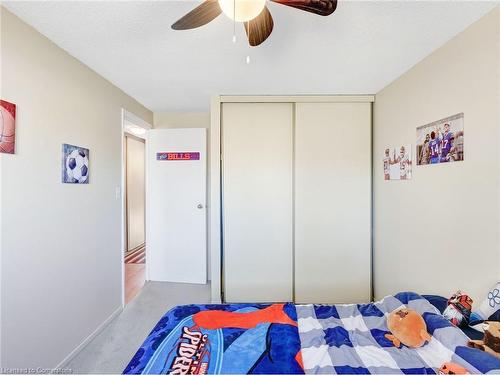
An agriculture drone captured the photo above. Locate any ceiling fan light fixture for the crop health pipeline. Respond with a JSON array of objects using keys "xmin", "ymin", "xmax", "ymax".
[
  {"xmin": 171, "ymin": 0, "xmax": 338, "ymax": 46},
  {"xmin": 218, "ymin": 0, "xmax": 266, "ymax": 22}
]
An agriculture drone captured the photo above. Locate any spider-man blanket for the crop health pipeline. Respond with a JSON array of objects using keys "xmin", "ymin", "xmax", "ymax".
[{"xmin": 123, "ymin": 303, "xmax": 304, "ymax": 374}]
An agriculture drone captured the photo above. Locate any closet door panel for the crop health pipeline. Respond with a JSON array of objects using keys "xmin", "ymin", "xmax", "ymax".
[
  {"xmin": 222, "ymin": 103, "xmax": 293, "ymax": 302},
  {"xmin": 295, "ymin": 102, "xmax": 371, "ymax": 303}
]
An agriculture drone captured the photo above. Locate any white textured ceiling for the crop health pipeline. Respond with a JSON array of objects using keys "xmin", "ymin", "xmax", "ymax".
[{"xmin": 3, "ymin": 1, "xmax": 498, "ymax": 112}]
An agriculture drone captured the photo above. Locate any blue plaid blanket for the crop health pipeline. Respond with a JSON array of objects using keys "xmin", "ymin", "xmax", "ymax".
[
  {"xmin": 297, "ymin": 292, "xmax": 500, "ymax": 374},
  {"xmin": 124, "ymin": 293, "xmax": 500, "ymax": 374}
]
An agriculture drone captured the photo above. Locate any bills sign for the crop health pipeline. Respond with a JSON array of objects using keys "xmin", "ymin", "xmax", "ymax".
[{"xmin": 157, "ymin": 152, "xmax": 200, "ymax": 161}]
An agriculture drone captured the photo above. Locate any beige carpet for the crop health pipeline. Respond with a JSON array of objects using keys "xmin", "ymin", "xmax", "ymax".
[{"xmin": 66, "ymin": 281, "xmax": 211, "ymax": 374}]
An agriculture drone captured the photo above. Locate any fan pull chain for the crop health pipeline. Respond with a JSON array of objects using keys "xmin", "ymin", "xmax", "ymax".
[
  {"xmin": 229, "ymin": 0, "xmax": 251, "ymax": 64},
  {"xmin": 246, "ymin": 21, "xmax": 251, "ymax": 64}
]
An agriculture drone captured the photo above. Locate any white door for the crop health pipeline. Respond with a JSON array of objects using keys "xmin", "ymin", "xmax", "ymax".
[
  {"xmin": 147, "ymin": 128, "xmax": 207, "ymax": 284},
  {"xmin": 294, "ymin": 102, "xmax": 371, "ymax": 303},
  {"xmin": 222, "ymin": 103, "xmax": 293, "ymax": 302}
]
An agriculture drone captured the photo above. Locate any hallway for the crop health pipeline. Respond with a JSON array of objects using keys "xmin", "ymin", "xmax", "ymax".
[{"xmin": 124, "ymin": 263, "xmax": 145, "ymax": 304}]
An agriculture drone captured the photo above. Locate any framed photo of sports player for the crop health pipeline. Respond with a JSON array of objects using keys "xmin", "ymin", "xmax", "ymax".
[
  {"xmin": 383, "ymin": 144, "xmax": 412, "ymax": 180},
  {"xmin": 416, "ymin": 113, "xmax": 464, "ymax": 166}
]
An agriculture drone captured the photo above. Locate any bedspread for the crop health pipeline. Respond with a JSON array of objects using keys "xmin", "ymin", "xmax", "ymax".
[
  {"xmin": 297, "ymin": 292, "xmax": 500, "ymax": 374},
  {"xmin": 124, "ymin": 293, "xmax": 500, "ymax": 374},
  {"xmin": 124, "ymin": 303, "xmax": 304, "ymax": 374}
]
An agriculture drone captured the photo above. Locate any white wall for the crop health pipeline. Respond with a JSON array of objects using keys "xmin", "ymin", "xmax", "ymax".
[
  {"xmin": 154, "ymin": 112, "xmax": 210, "ymax": 130},
  {"xmin": 0, "ymin": 7, "xmax": 153, "ymax": 368},
  {"xmin": 373, "ymin": 6, "xmax": 500, "ymax": 302}
]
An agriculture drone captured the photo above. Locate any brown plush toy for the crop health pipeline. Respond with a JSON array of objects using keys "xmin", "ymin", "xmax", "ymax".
[
  {"xmin": 468, "ymin": 321, "xmax": 500, "ymax": 359},
  {"xmin": 384, "ymin": 307, "xmax": 432, "ymax": 348}
]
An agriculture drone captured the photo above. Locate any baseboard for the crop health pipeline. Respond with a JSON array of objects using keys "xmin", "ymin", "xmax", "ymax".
[{"xmin": 55, "ymin": 306, "xmax": 123, "ymax": 369}]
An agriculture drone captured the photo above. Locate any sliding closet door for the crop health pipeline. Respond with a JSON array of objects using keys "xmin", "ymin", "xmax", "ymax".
[
  {"xmin": 295, "ymin": 102, "xmax": 371, "ymax": 303},
  {"xmin": 222, "ymin": 103, "xmax": 293, "ymax": 302}
]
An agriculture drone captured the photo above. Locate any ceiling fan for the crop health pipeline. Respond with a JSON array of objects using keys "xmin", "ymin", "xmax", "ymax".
[{"xmin": 172, "ymin": 0, "xmax": 338, "ymax": 47}]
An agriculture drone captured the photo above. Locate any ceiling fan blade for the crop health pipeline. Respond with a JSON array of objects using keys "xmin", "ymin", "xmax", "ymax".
[
  {"xmin": 270, "ymin": 0, "xmax": 337, "ymax": 16},
  {"xmin": 244, "ymin": 6, "xmax": 274, "ymax": 47},
  {"xmin": 172, "ymin": 0, "xmax": 222, "ymax": 30}
]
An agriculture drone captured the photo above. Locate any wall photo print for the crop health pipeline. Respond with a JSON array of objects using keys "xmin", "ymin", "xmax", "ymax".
[
  {"xmin": 417, "ymin": 113, "xmax": 464, "ymax": 165},
  {"xmin": 62, "ymin": 144, "xmax": 90, "ymax": 184},
  {"xmin": 0, "ymin": 100, "xmax": 16, "ymax": 154},
  {"xmin": 383, "ymin": 145, "xmax": 412, "ymax": 180}
]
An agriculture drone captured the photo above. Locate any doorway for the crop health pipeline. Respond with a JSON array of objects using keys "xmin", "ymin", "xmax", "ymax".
[
  {"xmin": 124, "ymin": 134, "xmax": 145, "ymax": 303},
  {"xmin": 122, "ymin": 109, "xmax": 151, "ymax": 305}
]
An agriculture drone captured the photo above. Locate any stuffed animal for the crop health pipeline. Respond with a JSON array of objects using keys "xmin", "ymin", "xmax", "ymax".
[
  {"xmin": 438, "ymin": 362, "xmax": 469, "ymax": 374},
  {"xmin": 467, "ymin": 321, "xmax": 500, "ymax": 359},
  {"xmin": 384, "ymin": 307, "xmax": 431, "ymax": 348},
  {"xmin": 443, "ymin": 290, "xmax": 473, "ymax": 327}
]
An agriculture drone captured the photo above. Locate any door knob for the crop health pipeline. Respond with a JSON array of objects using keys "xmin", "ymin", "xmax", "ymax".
[{"xmin": 197, "ymin": 204, "xmax": 204, "ymax": 209}]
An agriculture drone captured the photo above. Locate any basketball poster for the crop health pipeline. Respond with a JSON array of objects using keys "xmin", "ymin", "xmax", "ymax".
[
  {"xmin": 383, "ymin": 145, "xmax": 412, "ymax": 180},
  {"xmin": 417, "ymin": 113, "xmax": 464, "ymax": 165},
  {"xmin": 0, "ymin": 100, "xmax": 16, "ymax": 154}
]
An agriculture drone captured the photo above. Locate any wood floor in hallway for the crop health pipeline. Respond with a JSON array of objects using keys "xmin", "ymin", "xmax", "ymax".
[{"xmin": 125, "ymin": 263, "xmax": 145, "ymax": 304}]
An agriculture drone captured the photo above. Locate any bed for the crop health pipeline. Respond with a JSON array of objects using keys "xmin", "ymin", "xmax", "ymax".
[{"xmin": 124, "ymin": 292, "xmax": 500, "ymax": 374}]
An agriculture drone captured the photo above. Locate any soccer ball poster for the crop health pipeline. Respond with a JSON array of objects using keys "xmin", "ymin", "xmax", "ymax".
[
  {"xmin": 62, "ymin": 143, "xmax": 90, "ymax": 184},
  {"xmin": 0, "ymin": 100, "xmax": 16, "ymax": 154},
  {"xmin": 416, "ymin": 113, "xmax": 464, "ymax": 165},
  {"xmin": 383, "ymin": 144, "xmax": 412, "ymax": 180}
]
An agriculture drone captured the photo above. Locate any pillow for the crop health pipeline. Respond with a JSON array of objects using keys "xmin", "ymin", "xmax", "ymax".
[{"xmin": 469, "ymin": 282, "xmax": 500, "ymax": 325}]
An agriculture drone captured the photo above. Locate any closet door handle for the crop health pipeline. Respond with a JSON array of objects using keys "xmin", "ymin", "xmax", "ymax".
[{"xmin": 197, "ymin": 204, "xmax": 204, "ymax": 209}]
